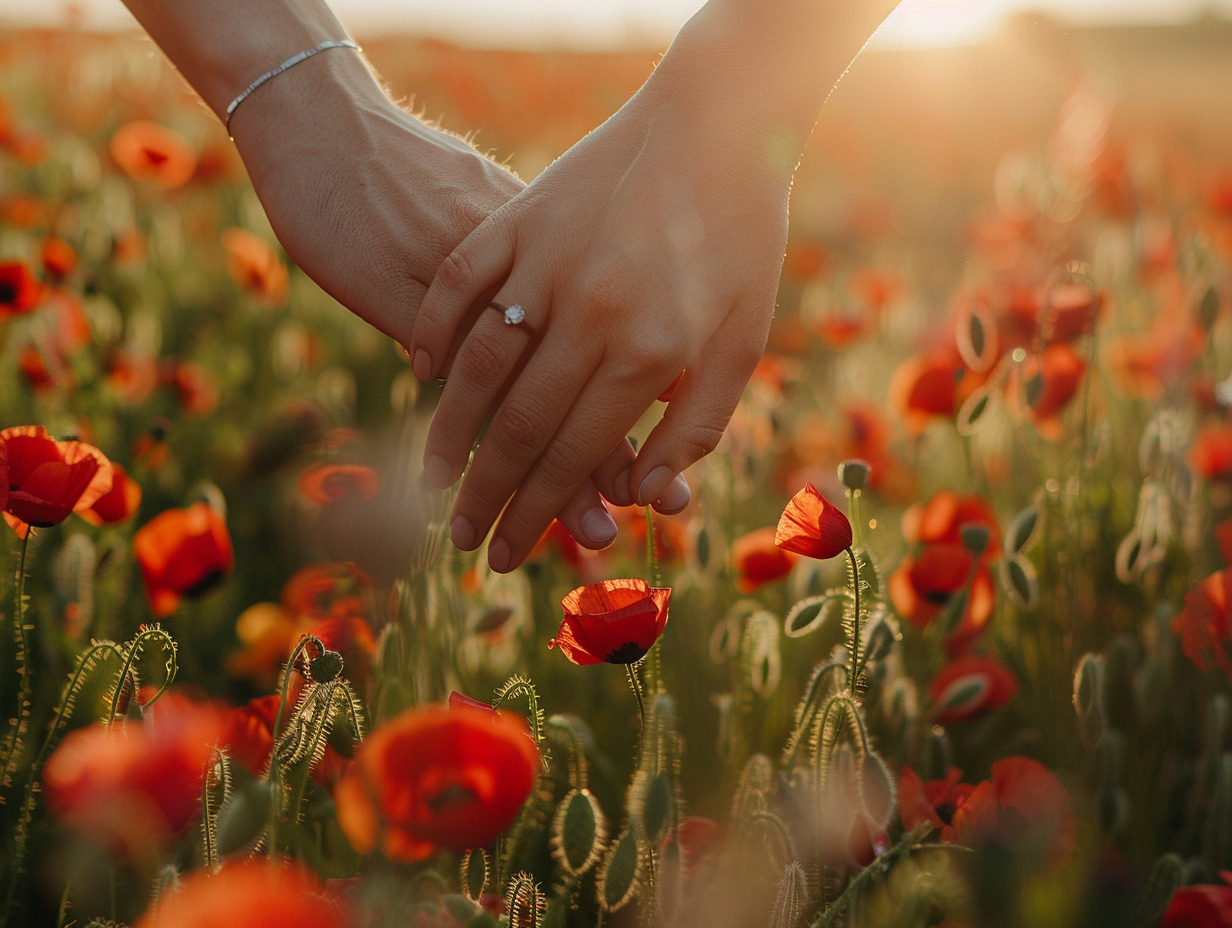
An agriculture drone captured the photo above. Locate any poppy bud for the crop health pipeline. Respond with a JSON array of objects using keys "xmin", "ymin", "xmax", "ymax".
[
  {"xmin": 216, "ymin": 778, "xmax": 277, "ymax": 855},
  {"xmin": 771, "ymin": 862, "xmax": 807, "ymax": 928},
  {"xmin": 838, "ymin": 459, "xmax": 871, "ymax": 491},
  {"xmin": 308, "ymin": 650, "xmax": 344, "ymax": 683},
  {"xmin": 859, "ymin": 751, "xmax": 896, "ymax": 831},
  {"xmin": 959, "ymin": 523, "xmax": 991, "ymax": 557}
]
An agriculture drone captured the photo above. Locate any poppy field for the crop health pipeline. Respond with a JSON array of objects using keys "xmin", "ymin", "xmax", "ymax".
[{"xmin": 3, "ymin": 17, "xmax": 1232, "ymax": 928}]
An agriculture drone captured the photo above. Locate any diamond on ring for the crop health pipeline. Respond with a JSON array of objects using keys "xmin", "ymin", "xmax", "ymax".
[{"xmin": 503, "ymin": 304, "xmax": 526, "ymax": 326}]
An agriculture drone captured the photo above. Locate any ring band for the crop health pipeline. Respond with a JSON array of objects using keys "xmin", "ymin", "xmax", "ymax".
[{"xmin": 490, "ymin": 301, "xmax": 535, "ymax": 335}]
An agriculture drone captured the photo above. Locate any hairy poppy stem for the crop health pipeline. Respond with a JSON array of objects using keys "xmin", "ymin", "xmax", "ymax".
[
  {"xmin": 845, "ymin": 547, "xmax": 860, "ymax": 694},
  {"xmin": 625, "ymin": 663, "xmax": 645, "ymax": 728}
]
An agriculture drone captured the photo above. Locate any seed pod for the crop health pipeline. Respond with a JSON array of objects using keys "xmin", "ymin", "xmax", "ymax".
[
  {"xmin": 597, "ymin": 830, "xmax": 641, "ymax": 913},
  {"xmin": 859, "ymin": 751, "xmax": 896, "ymax": 831},
  {"xmin": 550, "ymin": 789, "xmax": 606, "ymax": 877},
  {"xmin": 770, "ymin": 862, "xmax": 808, "ymax": 928},
  {"xmin": 460, "ymin": 849, "xmax": 489, "ymax": 901},
  {"xmin": 216, "ymin": 778, "xmax": 276, "ymax": 855}
]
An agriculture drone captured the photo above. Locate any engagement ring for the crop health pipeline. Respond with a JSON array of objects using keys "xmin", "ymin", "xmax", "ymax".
[{"xmin": 490, "ymin": 301, "xmax": 532, "ymax": 332}]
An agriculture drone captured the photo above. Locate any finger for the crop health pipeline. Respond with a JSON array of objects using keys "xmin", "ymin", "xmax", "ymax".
[
  {"xmin": 409, "ymin": 211, "xmax": 516, "ymax": 382},
  {"xmin": 422, "ymin": 292, "xmax": 542, "ymax": 491},
  {"xmin": 483, "ymin": 373, "xmax": 666, "ymax": 572},
  {"xmin": 631, "ymin": 313, "xmax": 767, "ymax": 507},
  {"xmin": 446, "ymin": 325, "xmax": 602, "ymax": 554},
  {"xmin": 590, "ymin": 437, "xmax": 637, "ymax": 507},
  {"xmin": 552, "ymin": 478, "xmax": 619, "ymax": 551}
]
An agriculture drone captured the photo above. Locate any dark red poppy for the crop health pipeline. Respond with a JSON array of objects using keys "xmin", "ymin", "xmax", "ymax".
[
  {"xmin": 0, "ymin": 425, "xmax": 113, "ymax": 537},
  {"xmin": 334, "ymin": 704, "xmax": 539, "ymax": 861},
  {"xmin": 898, "ymin": 766, "xmax": 975, "ymax": 831},
  {"xmin": 887, "ymin": 349, "xmax": 963, "ymax": 435},
  {"xmin": 0, "ymin": 259, "xmax": 41, "ymax": 315},
  {"xmin": 775, "ymin": 483, "xmax": 852, "ymax": 560},
  {"xmin": 1040, "ymin": 279, "xmax": 1104, "ymax": 344},
  {"xmin": 133, "ymin": 502, "xmax": 234, "ymax": 616},
  {"xmin": 928, "ymin": 654, "xmax": 1019, "ymax": 724},
  {"xmin": 550, "ymin": 579, "xmax": 671, "ymax": 665},
  {"xmin": 1160, "ymin": 876, "xmax": 1232, "ymax": 928},
  {"xmin": 941, "ymin": 756, "xmax": 1076, "ymax": 873},
  {"xmin": 79, "ymin": 462, "xmax": 142, "ymax": 526},
  {"xmin": 1171, "ymin": 567, "xmax": 1232, "ymax": 679},
  {"xmin": 1018, "ymin": 343, "xmax": 1087, "ymax": 439},
  {"xmin": 43, "ymin": 693, "xmax": 223, "ymax": 855},
  {"xmin": 297, "ymin": 462, "xmax": 382, "ymax": 506},
  {"xmin": 732, "ymin": 526, "xmax": 798, "ymax": 593},
  {"xmin": 281, "ymin": 561, "xmax": 371, "ymax": 622},
  {"xmin": 888, "ymin": 545, "xmax": 996, "ymax": 653},
  {"xmin": 168, "ymin": 361, "xmax": 221, "ymax": 417},
  {"xmin": 220, "ymin": 694, "xmax": 281, "ymax": 777},
  {"xmin": 448, "ymin": 690, "xmax": 498, "ymax": 716},
  {"xmin": 133, "ymin": 860, "xmax": 350, "ymax": 928}
]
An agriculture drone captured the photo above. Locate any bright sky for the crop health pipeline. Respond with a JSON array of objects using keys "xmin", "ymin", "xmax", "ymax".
[{"xmin": 2, "ymin": 0, "xmax": 1230, "ymax": 49}]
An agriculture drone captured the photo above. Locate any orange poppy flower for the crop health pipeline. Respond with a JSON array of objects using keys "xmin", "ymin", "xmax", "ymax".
[
  {"xmin": 898, "ymin": 766, "xmax": 975, "ymax": 831},
  {"xmin": 941, "ymin": 756, "xmax": 1076, "ymax": 873},
  {"xmin": 41, "ymin": 237, "xmax": 78, "ymax": 279},
  {"xmin": 1190, "ymin": 424, "xmax": 1232, "ymax": 482},
  {"xmin": 0, "ymin": 425, "xmax": 113, "ymax": 537},
  {"xmin": 888, "ymin": 544, "xmax": 996, "ymax": 653},
  {"xmin": 1171, "ymin": 567, "xmax": 1232, "ymax": 679},
  {"xmin": 109, "ymin": 120, "xmax": 196, "ymax": 190},
  {"xmin": 901, "ymin": 490, "xmax": 1001, "ymax": 561},
  {"xmin": 732, "ymin": 526, "xmax": 798, "ymax": 593},
  {"xmin": 167, "ymin": 361, "xmax": 221, "ymax": 417},
  {"xmin": 227, "ymin": 602, "xmax": 298, "ymax": 683},
  {"xmin": 133, "ymin": 502, "xmax": 234, "ymax": 616},
  {"xmin": 79, "ymin": 462, "xmax": 142, "ymax": 526},
  {"xmin": 334, "ymin": 704, "xmax": 539, "ymax": 861},
  {"xmin": 221, "ymin": 228, "xmax": 289, "ymax": 305},
  {"xmin": 817, "ymin": 308, "xmax": 869, "ymax": 350},
  {"xmin": 297, "ymin": 462, "xmax": 382, "ymax": 505},
  {"xmin": 0, "ymin": 259, "xmax": 41, "ymax": 315},
  {"xmin": 775, "ymin": 483, "xmax": 852, "ymax": 560},
  {"xmin": 133, "ymin": 861, "xmax": 350, "ymax": 928},
  {"xmin": 928, "ymin": 654, "xmax": 1019, "ymax": 724},
  {"xmin": 1105, "ymin": 322, "xmax": 1203, "ymax": 399},
  {"xmin": 43, "ymin": 693, "xmax": 223, "ymax": 855},
  {"xmin": 550, "ymin": 579, "xmax": 671, "ymax": 665}
]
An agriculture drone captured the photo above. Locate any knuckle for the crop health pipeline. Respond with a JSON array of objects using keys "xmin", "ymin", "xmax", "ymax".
[
  {"xmin": 536, "ymin": 436, "xmax": 587, "ymax": 486},
  {"xmin": 436, "ymin": 249, "xmax": 474, "ymax": 292},
  {"xmin": 455, "ymin": 330, "xmax": 507, "ymax": 389},
  {"xmin": 491, "ymin": 402, "xmax": 546, "ymax": 457},
  {"xmin": 672, "ymin": 421, "xmax": 726, "ymax": 460}
]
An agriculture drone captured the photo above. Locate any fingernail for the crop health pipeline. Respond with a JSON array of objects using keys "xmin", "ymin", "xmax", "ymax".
[
  {"xmin": 580, "ymin": 506, "xmax": 618, "ymax": 548},
  {"xmin": 411, "ymin": 349, "xmax": 432, "ymax": 381},
  {"xmin": 655, "ymin": 474, "xmax": 691, "ymax": 514},
  {"xmin": 488, "ymin": 536, "xmax": 511, "ymax": 573},
  {"xmin": 637, "ymin": 466, "xmax": 674, "ymax": 507},
  {"xmin": 451, "ymin": 515, "xmax": 476, "ymax": 550},
  {"xmin": 610, "ymin": 467, "xmax": 633, "ymax": 506},
  {"xmin": 425, "ymin": 453, "xmax": 454, "ymax": 490}
]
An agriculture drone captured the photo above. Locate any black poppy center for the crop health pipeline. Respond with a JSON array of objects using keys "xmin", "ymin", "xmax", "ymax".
[{"xmin": 604, "ymin": 641, "xmax": 649, "ymax": 664}]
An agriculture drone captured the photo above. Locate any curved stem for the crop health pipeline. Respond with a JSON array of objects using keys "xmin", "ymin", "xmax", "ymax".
[{"xmin": 625, "ymin": 663, "xmax": 645, "ymax": 729}]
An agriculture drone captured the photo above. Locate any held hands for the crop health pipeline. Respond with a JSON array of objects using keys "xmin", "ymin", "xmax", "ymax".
[
  {"xmin": 225, "ymin": 51, "xmax": 629, "ymax": 549},
  {"xmin": 408, "ymin": 33, "xmax": 795, "ymax": 573}
]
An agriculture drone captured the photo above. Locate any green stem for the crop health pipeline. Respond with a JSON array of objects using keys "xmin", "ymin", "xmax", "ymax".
[
  {"xmin": 845, "ymin": 547, "xmax": 860, "ymax": 694},
  {"xmin": 1, "ymin": 532, "xmax": 33, "ymax": 781},
  {"xmin": 811, "ymin": 824, "xmax": 931, "ymax": 928}
]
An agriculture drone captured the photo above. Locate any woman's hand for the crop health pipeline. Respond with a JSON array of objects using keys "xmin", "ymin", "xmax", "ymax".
[{"xmin": 408, "ymin": 23, "xmax": 796, "ymax": 573}]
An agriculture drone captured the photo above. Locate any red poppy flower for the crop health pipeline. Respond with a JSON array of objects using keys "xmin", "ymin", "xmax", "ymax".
[
  {"xmin": 1160, "ymin": 876, "xmax": 1232, "ymax": 928},
  {"xmin": 901, "ymin": 490, "xmax": 1001, "ymax": 559},
  {"xmin": 297, "ymin": 462, "xmax": 382, "ymax": 505},
  {"xmin": 888, "ymin": 349, "xmax": 963, "ymax": 435},
  {"xmin": 334, "ymin": 704, "xmax": 539, "ymax": 861},
  {"xmin": 133, "ymin": 860, "xmax": 350, "ymax": 928},
  {"xmin": 281, "ymin": 561, "xmax": 371, "ymax": 621},
  {"xmin": 732, "ymin": 526, "xmax": 798, "ymax": 593},
  {"xmin": 1190, "ymin": 424, "xmax": 1232, "ymax": 482},
  {"xmin": 941, "ymin": 756, "xmax": 1076, "ymax": 872},
  {"xmin": 220, "ymin": 694, "xmax": 282, "ymax": 777},
  {"xmin": 1017, "ymin": 343, "xmax": 1087, "ymax": 439},
  {"xmin": 110, "ymin": 120, "xmax": 197, "ymax": 190},
  {"xmin": 43, "ymin": 694, "xmax": 223, "ymax": 855},
  {"xmin": 133, "ymin": 502, "xmax": 234, "ymax": 616},
  {"xmin": 775, "ymin": 483, "xmax": 852, "ymax": 560},
  {"xmin": 79, "ymin": 462, "xmax": 142, "ymax": 526},
  {"xmin": 898, "ymin": 766, "xmax": 975, "ymax": 831},
  {"xmin": 448, "ymin": 690, "xmax": 498, "ymax": 716},
  {"xmin": 0, "ymin": 425, "xmax": 113, "ymax": 537},
  {"xmin": 888, "ymin": 544, "xmax": 996, "ymax": 653},
  {"xmin": 41, "ymin": 237, "xmax": 78, "ymax": 279},
  {"xmin": 0, "ymin": 259, "xmax": 41, "ymax": 315},
  {"xmin": 550, "ymin": 579, "xmax": 671, "ymax": 665},
  {"xmin": 1171, "ymin": 567, "xmax": 1232, "ymax": 679},
  {"xmin": 928, "ymin": 654, "xmax": 1019, "ymax": 724},
  {"xmin": 222, "ymin": 227, "xmax": 289, "ymax": 305},
  {"xmin": 168, "ymin": 361, "xmax": 221, "ymax": 417}
]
